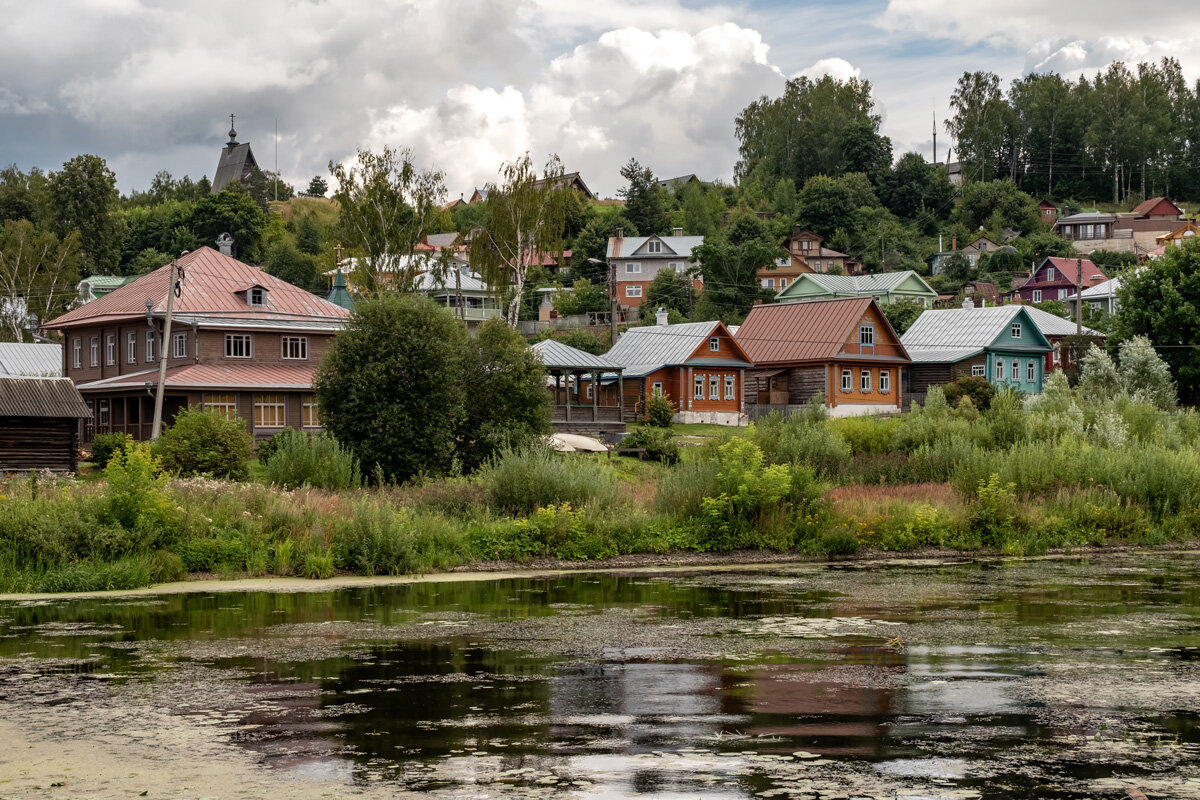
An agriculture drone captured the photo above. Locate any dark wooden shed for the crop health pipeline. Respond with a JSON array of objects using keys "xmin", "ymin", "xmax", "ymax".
[{"xmin": 0, "ymin": 377, "xmax": 92, "ymax": 473}]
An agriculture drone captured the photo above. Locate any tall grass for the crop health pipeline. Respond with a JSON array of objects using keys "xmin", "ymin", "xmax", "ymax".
[
  {"xmin": 481, "ymin": 447, "xmax": 618, "ymax": 515},
  {"xmin": 264, "ymin": 430, "xmax": 362, "ymax": 490}
]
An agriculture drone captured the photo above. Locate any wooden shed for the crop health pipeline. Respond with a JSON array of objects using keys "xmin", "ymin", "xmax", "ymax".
[{"xmin": 0, "ymin": 377, "xmax": 92, "ymax": 473}]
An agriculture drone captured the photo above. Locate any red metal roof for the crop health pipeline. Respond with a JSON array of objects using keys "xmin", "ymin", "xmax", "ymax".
[
  {"xmin": 735, "ymin": 297, "xmax": 909, "ymax": 365},
  {"xmin": 46, "ymin": 247, "xmax": 350, "ymax": 329},
  {"xmin": 1042, "ymin": 257, "xmax": 1108, "ymax": 288},
  {"xmin": 76, "ymin": 362, "xmax": 319, "ymax": 392}
]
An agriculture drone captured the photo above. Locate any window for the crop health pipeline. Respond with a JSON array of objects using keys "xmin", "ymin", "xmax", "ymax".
[
  {"xmin": 585, "ymin": 384, "xmax": 593, "ymax": 399},
  {"xmin": 104, "ymin": 334, "xmax": 115, "ymax": 366},
  {"xmin": 146, "ymin": 330, "xmax": 156, "ymax": 363},
  {"xmin": 625, "ymin": 262, "xmax": 641, "ymax": 274},
  {"xmin": 1089, "ymin": 301, "xmax": 1101, "ymax": 312},
  {"xmin": 225, "ymin": 334, "xmax": 253, "ymax": 358},
  {"xmin": 89, "ymin": 336, "xmax": 99, "ymax": 367},
  {"xmin": 1032, "ymin": 290, "xmax": 1042, "ymax": 303},
  {"xmin": 126, "ymin": 332, "xmax": 136, "ymax": 364},
  {"xmin": 879, "ymin": 370, "xmax": 891, "ymax": 393},
  {"xmin": 812, "ymin": 260, "xmax": 822, "ymax": 271},
  {"xmin": 1047, "ymin": 267, "xmax": 1056, "ymax": 281},
  {"xmin": 72, "ymin": 338, "xmax": 81, "ymax": 369},
  {"xmin": 708, "ymin": 375, "xmax": 719, "ymax": 400},
  {"xmin": 282, "ymin": 336, "xmax": 308, "ymax": 360},
  {"xmin": 652, "ymin": 382, "xmax": 664, "ymax": 397},
  {"xmin": 1027, "ymin": 361, "xmax": 1036, "ymax": 382},
  {"xmin": 1010, "ymin": 323, "xmax": 1022, "ymax": 339},
  {"xmin": 1081, "ymin": 224, "xmax": 1093, "ymax": 239},
  {"xmin": 860, "ymin": 370, "xmax": 871, "ymax": 392},
  {"xmin": 762, "ymin": 278, "xmax": 774, "ymax": 289},
  {"xmin": 779, "ymin": 278, "xmax": 788, "ymax": 288},
  {"xmin": 254, "ymin": 394, "xmax": 286, "ymax": 428},
  {"xmin": 995, "ymin": 360, "xmax": 1004, "ymax": 381},
  {"xmin": 709, "ymin": 337, "xmax": 720, "ymax": 352},
  {"xmin": 172, "ymin": 332, "xmax": 187, "ymax": 359},
  {"xmin": 647, "ymin": 240, "xmax": 662, "ymax": 253},
  {"xmin": 859, "ymin": 325, "xmax": 874, "ymax": 346},
  {"xmin": 98, "ymin": 399, "xmax": 109, "ymax": 426},
  {"xmin": 1061, "ymin": 225, "xmax": 1072, "ymax": 237},
  {"xmin": 1053, "ymin": 343, "xmax": 1062, "ymax": 365},
  {"xmin": 669, "ymin": 261, "xmax": 685, "ymax": 273},
  {"xmin": 1011, "ymin": 360, "xmax": 1020, "ymax": 381},
  {"xmin": 841, "ymin": 369, "xmax": 852, "ymax": 392},
  {"xmin": 248, "ymin": 287, "xmax": 266, "ymax": 306},
  {"xmin": 625, "ymin": 285, "xmax": 642, "ymax": 298},
  {"xmin": 302, "ymin": 394, "xmax": 319, "ymax": 427},
  {"xmin": 971, "ymin": 364, "xmax": 986, "ymax": 377},
  {"xmin": 724, "ymin": 374, "xmax": 735, "ymax": 400},
  {"xmin": 693, "ymin": 374, "xmax": 703, "ymax": 399},
  {"xmin": 204, "ymin": 393, "xmax": 238, "ymax": 421},
  {"xmin": 978, "ymin": 241, "xmax": 988, "ymax": 252},
  {"xmin": 1058, "ymin": 288, "xmax": 1068, "ymax": 300}
]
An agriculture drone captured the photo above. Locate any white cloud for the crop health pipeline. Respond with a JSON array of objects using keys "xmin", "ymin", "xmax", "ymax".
[{"xmin": 793, "ymin": 57, "xmax": 861, "ymax": 82}]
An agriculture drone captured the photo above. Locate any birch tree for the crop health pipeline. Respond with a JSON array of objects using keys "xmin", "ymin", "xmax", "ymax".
[
  {"xmin": 329, "ymin": 146, "xmax": 446, "ymax": 294},
  {"xmin": 0, "ymin": 219, "xmax": 81, "ymax": 341},
  {"xmin": 469, "ymin": 154, "xmax": 568, "ymax": 328}
]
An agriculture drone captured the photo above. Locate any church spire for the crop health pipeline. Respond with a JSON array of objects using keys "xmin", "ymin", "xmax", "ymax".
[{"xmin": 227, "ymin": 113, "xmax": 238, "ymax": 146}]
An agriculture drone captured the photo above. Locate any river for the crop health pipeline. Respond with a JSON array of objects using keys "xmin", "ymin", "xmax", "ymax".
[{"xmin": 2, "ymin": 554, "xmax": 1199, "ymax": 798}]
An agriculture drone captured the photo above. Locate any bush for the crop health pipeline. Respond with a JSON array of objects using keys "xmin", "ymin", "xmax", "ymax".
[
  {"xmin": 256, "ymin": 429, "xmax": 293, "ymax": 464},
  {"xmin": 89, "ymin": 432, "xmax": 131, "ymax": 468},
  {"xmin": 483, "ymin": 446, "xmax": 618, "ymax": 515},
  {"xmin": 621, "ymin": 425, "xmax": 680, "ymax": 464},
  {"xmin": 749, "ymin": 408, "xmax": 850, "ymax": 475},
  {"xmin": 829, "ymin": 416, "xmax": 900, "ymax": 454},
  {"xmin": 643, "ymin": 393, "xmax": 675, "ymax": 427},
  {"xmin": 699, "ymin": 438, "xmax": 794, "ymax": 550},
  {"xmin": 264, "ymin": 430, "xmax": 361, "ymax": 490},
  {"xmin": 654, "ymin": 459, "xmax": 721, "ymax": 519},
  {"xmin": 942, "ymin": 375, "xmax": 996, "ymax": 411},
  {"xmin": 103, "ymin": 442, "xmax": 175, "ymax": 536},
  {"xmin": 154, "ymin": 408, "xmax": 252, "ymax": 479}
]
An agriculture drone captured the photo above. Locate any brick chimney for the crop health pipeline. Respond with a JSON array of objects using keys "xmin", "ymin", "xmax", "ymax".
[{"xmin": 656, "ymin": 307, "xmax": 669, "ymax": 326}]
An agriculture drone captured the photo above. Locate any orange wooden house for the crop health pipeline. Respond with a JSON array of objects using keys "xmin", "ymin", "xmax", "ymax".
[
  {"xmin": 603, "ymin": 315, "xmax": 753, "ymax": 425},
  {"xmin": 735, "ymin": 297, "xmax": 910, "ymax": 417}
]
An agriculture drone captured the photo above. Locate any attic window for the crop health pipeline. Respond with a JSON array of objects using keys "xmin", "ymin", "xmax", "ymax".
[
  {"xmin": 1047, "ymin": 267, "xmax": 1056, "ymax": 281},
  {"xmin": 1011, "ymin": 322, "xmax": 1022, "ymax": 339},
  {"xmin": 248, "ymin": 287, "xmax": 266, "ymax": 307},
  {"xmin": 647, "ymin": 241, "xmax": 662, "ymax": 253},
  {"xmin": 709, "ymin": 337, "xmax": 720, "ymax": 352}
]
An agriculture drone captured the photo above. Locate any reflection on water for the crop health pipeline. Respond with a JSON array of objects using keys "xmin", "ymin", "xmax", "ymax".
[{"xmin": 3, "ymin": 556, "xmax": 1200, "ymax": 798}]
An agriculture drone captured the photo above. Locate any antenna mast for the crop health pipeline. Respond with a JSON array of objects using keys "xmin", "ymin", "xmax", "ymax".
[
  {"xmin": 932, "ymin": 109, "xmax": 937, "ymax": 164},
  {"xmin": 274, "ymin": 116, "xmax": 279, "ymax": 203}
]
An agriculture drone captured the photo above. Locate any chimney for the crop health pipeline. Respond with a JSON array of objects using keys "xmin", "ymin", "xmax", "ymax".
[
  {"xmin": 615, "ymin": 227, "xmax": 624, "ymax": 239},
  {"xmin": 673, "ymin": 227, "xmax": 683, "ymax": 237},
  {"xmin": 951, "ymin": 236, "xmax": 957, "ymax": 251},
  {"xmin": 655, "ymin": 306, "xmax": 669, "ymax": 326},
  {"xmin": 962, "ymin": 298, "xmax": 974, "ymax": 310},
  {"xmin": 216, "ymin": 232, "xmax": 234, "ymax": 257}
]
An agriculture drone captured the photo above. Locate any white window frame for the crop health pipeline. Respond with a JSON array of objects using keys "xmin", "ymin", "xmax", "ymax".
[
  {"xmin": 724, "ymin": 374, "xmax": 735, "ymax": 400},
  {"xmin": 254, "ymin": 394, "xmax": 286, "ymax": 428},
  {"xmin": 1011, "ymin": 323, "xmax": 1021, "ymax": 339},
  {"xmin": 126, "ymin": 331, "xmax": 136, "ymax": 364},
  {"xmin": 646, "ymin": 240, "xmax": 662, "ymax": 254},
  {"xmin": 98, "ymin": 399, "xmax": 109, "ymax": 426},
  {"xmin": 1011, "ymin": 360, "xmax": 1020, "ymax": 381},
  {"xmin": 879, "ymin": 370, "xmax": 891, "ymax": 393},
  {"xmin": 651, "ymin": 382, "xmax": 664, "ymax": 397},
  {"xmin": 1058, "ymin": 288, "xmax": 1068, "ymax": 300},
  {"xmin": 625, "ymin": 285, "xmax": 642, "ymax": 298},
  {"xmin": 1032, "ymin": 290, "xmax": 1042, "ymax": 303},
  {"xmin": 1027, "ymin": 361, "xmax": 1036, "ymax": 382},
  {"xmin": 146, "ymin": 330, "xmax": 156, "ymax": 363},
  {"xmin": 204, "ymin": 393, "xmax": 238, "ymax": 421},
  {"xmin": 624, "ymin": 262, "xmax": 642, "ymax": 274},
  {"xmin": 708, "ymin": 374, "xmax": 719, "ymax": 400},
  {"xmin": 105, "ymin": 333, "xmax": 115, "ymax": 366},
  {"xmin": 172, "ymin": 332, "xmax": 187, "ymax": 359},
  {"xmin": 282, "ymin": 336, "xmax": 309, "ymax": 360},
  {"xmin": 224, "ymin": 333, "xmax": 253, "ymax": 359},
  {"xmin": 859, "ymin": 325, "xmax": 874, "ymax": 346},
  {"xmin": 972, "ymin": 364, "xmax": 986, "ymax": 377},
  {"xmin": 860, "ymin": 370, "xmax": 871, "ymax": 392},
  {"xmin": 669, "ymin": 261, "xmax": 684, "ymax": 273},
  {"xmin": 302, "ymin": 395, "xmax": 319, "ymax": 427},
  {"xmin": 709, "ymin": 337, "xmax": 720, "ymax": 352},
  {"xmin": 693, "ymin": 374, "xmax": 704, "ymax": 399},
  {"xmin": 89, "ymin": 336, "xmax": 99, "ymax": 367},
  {"xmin": 1047, "ymin": 267, "xmax": 1056, "ymax": 281},
  {"xmin": 72, "ymin": 337, "xmax": 81, "ymax": 369},
  {"xmin": 248, "ymin": 287, "xmax": 266, "ymax": 306},
  {"xmin": 840, "ymin": 369, "xmax": 852, "ymax": 392},
  {"xmin": 995, "ymin": 360, "xmax": 1004, "ymax": 381},
  {"xmin": 762, "ymin": 278, "xmax": 774, "ymax": 289}
]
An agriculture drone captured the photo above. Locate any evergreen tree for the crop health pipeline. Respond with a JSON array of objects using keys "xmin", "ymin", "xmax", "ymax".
[{"xmin": 618, "ymin": 158, "xmax": 667, "ymax": 236}]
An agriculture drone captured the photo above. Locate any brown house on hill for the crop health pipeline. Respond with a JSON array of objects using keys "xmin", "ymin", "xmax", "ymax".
[
  {"xmin": 44, "ymin": 247, "xmax": 349, "ymax": 443},
  {"xmin": 735, "ymin": 297, "xmax": 909, "ymax": 418}
]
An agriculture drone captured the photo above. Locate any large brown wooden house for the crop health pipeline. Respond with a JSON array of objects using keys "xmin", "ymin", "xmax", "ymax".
[{"xmin": 44, "ymin": 247, "xmax": 349, "ymax": 442}]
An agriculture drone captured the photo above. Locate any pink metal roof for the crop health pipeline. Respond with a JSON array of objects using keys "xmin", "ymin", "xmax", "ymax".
[
  {"xmin": 76, "ymin": 362, "xmax": 319, "ymax": 392},
  {"xmin": 47, "ymin": 247, "xmax": 350, "ymax": 329},
  {"xmin": 1042, "ymin": 257, "xmax": 1108, "ymax": 288}
]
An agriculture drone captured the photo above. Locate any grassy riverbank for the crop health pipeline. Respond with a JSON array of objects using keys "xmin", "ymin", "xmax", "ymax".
[{"xmin": 5, "ymin": 377, "xmax": 1200, "ymax": 594}]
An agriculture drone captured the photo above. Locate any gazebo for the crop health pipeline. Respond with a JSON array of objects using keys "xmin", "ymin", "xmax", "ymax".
[{"xmin": 530, "ymin": 339, "xmax": 625, "ymax": 436}]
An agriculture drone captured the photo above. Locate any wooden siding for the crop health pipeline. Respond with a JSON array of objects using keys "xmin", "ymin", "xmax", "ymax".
[
  {"xmin": 0, "ymin": 418, "xmax": 77, "ymax": 473},
  {"xmin": 908, "ymin": 364, "xmax": 954, "ymax": 394}
]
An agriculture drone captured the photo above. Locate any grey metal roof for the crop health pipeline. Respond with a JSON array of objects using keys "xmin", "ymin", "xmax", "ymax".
[
  {"xmin": 1069, "ymin": 275, "xmax": 1123, "ymax": 301},
  {"xmin": 903, "ymin": 306, "xmax": 1027, "ymax": 350},
  {"xmin": 1022, "ymin": 305, "xmax": 1102, "ymax": 337},
  {"xmin": 532, "ymin": 339, "xmax": 622, "ymax": 371},
  {"xmin": 0, "ymin": 376, "xmax": 90, "ymax": 418},
  {"xmin": 424, "ymin": 232, "xmax": 462, "ymax": 249},
  {"xmin": 607, "ymin": 235, "xmax": 705, "ymax": 259},
  {"xmin": 605, "ymin": 321, "xmax": 748, "ymax": 377},
  {"xmin": 908, "ymin": 346, "xmax": 984, "ymax": 364},
  {"xmin": 0, "ymin": 343, "xmax": 61, "ymax": 376}
]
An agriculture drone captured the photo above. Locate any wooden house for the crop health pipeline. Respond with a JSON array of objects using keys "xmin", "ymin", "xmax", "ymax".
[
  {"xmin": 901, "ymin": 301, "xmax": 1053, "ymax": 398},
  {"xmin": 0, "ymin": 377, "xmax": 91, "ymax": 473},
  {"xmin": 1020, "ymin": 305, "xmax": 1104, "ymax": 374},
  {"xmin": 735, "ymin": 298, "xmax": 910, "ymax": 418},
  {"xmin": 43, "ymin": 247, "xmax": 350, "ymax": 443},
  {"xmin": 606, "ymin": 230, "xmax": 705, "ymax": 308},
  {"xmin": 1005, "ymin": 256, "xmax": 1107, "ymax": 305},
  {"xmin": 774, "ymin": 271, "xmax": 938, "ymax": 307},
  {"xmin": 603, "ymin": 316, "xmax": 752, "ymax": 425}
]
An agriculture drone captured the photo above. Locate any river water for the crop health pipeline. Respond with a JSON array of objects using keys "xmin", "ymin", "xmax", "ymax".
[{"xmin": 2, "ymin": 555, "xmax": 1199, "ymax": 799}]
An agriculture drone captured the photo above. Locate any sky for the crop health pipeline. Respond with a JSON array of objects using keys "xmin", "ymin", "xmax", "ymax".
[{"xmin": 2, "ymin": 0, "xmax": 1199, "ymax": 199}]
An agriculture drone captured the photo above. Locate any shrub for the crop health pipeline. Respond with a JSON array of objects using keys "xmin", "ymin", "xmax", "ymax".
[
  {"xmin": 750, "ymin": 409, "xmax": 850, "ymax": 475},
  {"xmin": 155, "ymin": 408, "xmax": 252, "ymax": 479},
  {"xmin": 969, "ymin": 473, "xmax": 1025, "ymax": 548},
  {"xmin": 829, "ymin": 416, "xmax": 900, "ymax": 455},
  {"xmin": 643, "ymin": 393, "xmax": 675, "ymax": 427},
  {"xmin": 256, "ymin": 429, "xmax": 293, "ymax": 464},
  {"xmin": 89, "ymin": 432, "xmax": 132, "ymax": 468},
  {"xmin": 483, "ymin": 446, "xmax": 618, "ymax": 515},
  {"xmin": 699, "ymin": 438, "xmax": 794, "ymax": 550},
  {"xmin": 264, "ymin": 430, "xmax": 361, "ymax": 490},
  {"xmin": 942, "ymin": 375, "xmax": 997, "ymax": 411},
  {"xmin": 621, "ymin": 425, "xmax": 680, "ymax": 464},
  {"xmin": 654, "ymin": 458, "xmax": 721, "ymax": 519},
  {"xmin": 983, "ymin": 387, "xmax": 1027, "ymax": 448},
  {"xmin": 103, "ymin": 442, "xmax": 175, "ymax": 536}
]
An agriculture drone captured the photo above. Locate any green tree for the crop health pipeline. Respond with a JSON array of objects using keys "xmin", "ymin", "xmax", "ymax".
[
  {"xmin": 469, "ymin": 153, "xmax": 569, "ymax": 327},
  {"xmin": 315, "ymin": 294, "xmax": 466, "ymax": 483},
  {"xmin": 946, "ymin": 71, "xmax": 1013, "ymax": 182},
  {"xmin": 796, "ymin": 175, "xmax": 855, "ymax": 239},
  {"xmin": 49, "ymin": 154, "xmax": 125, "ymax": 275},
  {"xmin": 880, "ymin": 152, "xmax": 955, "ymax": 221},
  {"xmin": 643, "ymin": 266, "xmax": 696, "ymax": 319},
  {"xmin": 879, "ymin": 298, "xmax": 925, "ymax": 334},
  {"xmin": 552, "ymin": 278, "xmax": 607, "ymax": 316},
  {"xmin": 127, "ymin": 248, "xmax": 173, "ymax": 275},
  {"xmin": 307, "ymin": 175, "xmax": 329, "ymax": 197},
  {"xmin": 329, "ymin": 145, "xmax": 447, "ymax": 293},
  {"xmin": 1118, "ymin": 334, "xmax": 1177, "ymax": 409},
  {"xmin": 691, "ymin": 236, "xmax": 779, "ymax": 321},
  {"xmin": 154, "ymin": 408, "xmax": 252, "ymax": 480},
  {"xmin": 294, "ymin": 213, "xmax": 322, "ymax": 256},
  {"xmin": 1013, "ymin": 228, "xmax": 1075, "ymax": 265},
  {"xmin": 952, "ymin": 179, "xmax": 1041, "ymax": 237},
  {"xmin": 191, "ymin": 183, "xmax": 267, "ymax": 262},
  {"xmin": 264, "ymin": 240, "xmax": 319, "ymax": 292},
  {"xmin": 0, "ymin": 220, "xmax": 81, "ymax": 341},
  {"xmin": 0, "ymin": 165, "xmax": 52, "ymax": 226},
  {"xmin": 681, "ymin": 184, "xmax": 725, "ymax": 236},
  {"xmin": 457, "ymin": 319, "xmax": 550, "ymax": 470},
  {"xmin": 618, "ymin": 158, "xmax": 667, "ymax": 236}
]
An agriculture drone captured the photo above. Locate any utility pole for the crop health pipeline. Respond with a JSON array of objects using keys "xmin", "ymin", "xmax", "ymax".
[
  {"xmin": 151, "ymin": 254, "xmax": 185, "ymax": 440},
  {"xmin": 610, "ymin": 258, "xmax": 618, "ymax": 345},
  {"xmin": 274, "ymin": 116, "xmax": 279, "ymax": 203},
  {"xmin": 1076, "ymin": 257, "xmax": 1083, "ymax": 337}
]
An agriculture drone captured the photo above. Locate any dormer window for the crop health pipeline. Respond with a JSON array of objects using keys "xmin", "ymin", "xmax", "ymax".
[
  {"xmin": 647, "ymin": 240, "xmax": 662, "ymax": 254},
  {"xmin": 249, "ymin": 287, "xmax": 266, "ymax": 306}
]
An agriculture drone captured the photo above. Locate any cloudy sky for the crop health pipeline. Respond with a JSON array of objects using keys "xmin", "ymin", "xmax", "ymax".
[{"xmin": 2, "ymin": 0, "xmax": 1198, "ymax": 198}]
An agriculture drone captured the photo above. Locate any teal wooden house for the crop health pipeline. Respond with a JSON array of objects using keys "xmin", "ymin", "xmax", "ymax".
[{"xmin": 900, "ymin": 301, "xmax": 1053, "ymax": 396}]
